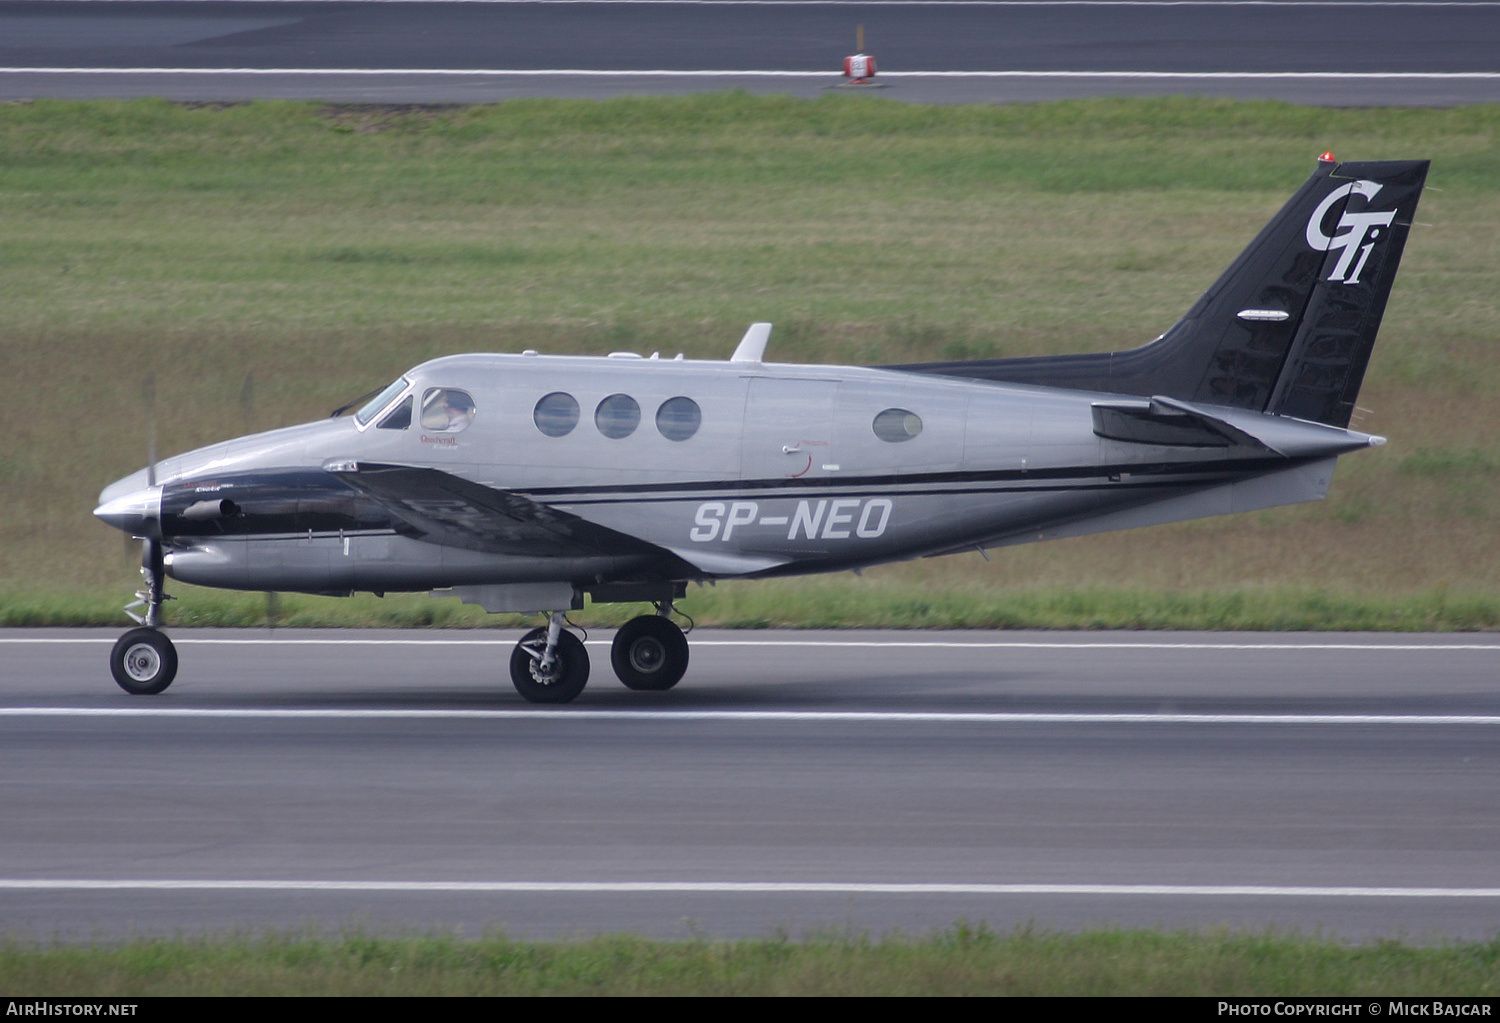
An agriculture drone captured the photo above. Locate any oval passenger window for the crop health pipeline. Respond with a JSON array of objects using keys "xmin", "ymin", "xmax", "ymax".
[
  {"xmin": 872, "ymin": 408, "xmax": 923, "ymax": 443},
  {"xmin": 534, "ymin": 392, "xmax": 580, "ymax": 437},
  {"xmin": 655, "ymin": 396, "xmax": 702, "ymax": 442},
  {"xmin": 595, "ymin": 394, "xmax": 641, "ymax": 439}
]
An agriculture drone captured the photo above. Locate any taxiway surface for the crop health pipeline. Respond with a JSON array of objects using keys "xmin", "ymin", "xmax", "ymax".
[
  {"xmin": 2, "ymin": 628, "xmax": 1498, "ymax": 940},
  {"xmin": 3, "ymin": 0, "xmax": 1500, "ymax": 104}
]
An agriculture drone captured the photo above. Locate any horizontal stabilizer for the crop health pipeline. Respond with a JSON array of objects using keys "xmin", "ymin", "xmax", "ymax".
[
  {"xmin": 1093, "ymin": 396, "xmax": 1383, "ymax": 458},
  {"xmin": 1092, "ymin": 399, "xmax": 1265, "ymax": 449}
]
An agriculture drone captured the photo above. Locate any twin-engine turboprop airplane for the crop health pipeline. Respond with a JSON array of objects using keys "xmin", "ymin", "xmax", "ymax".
[{"xmin": 95, "ymin": 155, "xmax": 1427, "ymax": 702}]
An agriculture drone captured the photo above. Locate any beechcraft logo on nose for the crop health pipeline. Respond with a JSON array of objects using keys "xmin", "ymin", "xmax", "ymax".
[{"xmin": 1306, "ymin": 180, "xmax": 1397, "ymax": 285}]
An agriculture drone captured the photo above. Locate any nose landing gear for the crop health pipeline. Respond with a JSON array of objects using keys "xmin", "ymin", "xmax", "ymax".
[
  {"xmin": 110, "ymin": 538, "xmax": 178, "ymax": 695},
  {"xmin": 110, "ymin": 626, "xmax": 178, "ymax": 695}
]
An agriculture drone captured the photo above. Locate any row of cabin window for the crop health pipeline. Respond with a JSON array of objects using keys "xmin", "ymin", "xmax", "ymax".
[
  {"xmin": 377, "ymin": 389, "xmax": 700, "ymax": 440},
  {"xmin": 535, "ymin": 393, "xmax": 703, "ymax": 441},
  {"xmin": 537, "ymin": 395, "xmax": 922, "ymax": 444},
  {"xmin": 380, "ymin": 388, "xmax": 924, "ymax": 445}
]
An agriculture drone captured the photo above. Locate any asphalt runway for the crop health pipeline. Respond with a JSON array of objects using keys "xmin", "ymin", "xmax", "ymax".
[
  {"xmin": 2, "ymin": 627, "xmax": 1499, "ymax": 941},
  {"xmin": 3, "ymin": 0, "xmax": 1500, "ymax": 104}
]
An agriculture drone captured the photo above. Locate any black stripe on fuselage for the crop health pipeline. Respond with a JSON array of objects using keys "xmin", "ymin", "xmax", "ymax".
[
  {"xmin": 552, "ymin": 476, "xmax": 1205, "ymax": 508},
  {"xmin": 161, "ymin": 456, "xmax": 1300, "ymax": 538},
  {"xmin": 516, "ymin": 456, "xmax": 1298, "ymax": 503},
  {"xmin": 171, "ymin": 477, "xmax": 1212, "ymax": 545}
]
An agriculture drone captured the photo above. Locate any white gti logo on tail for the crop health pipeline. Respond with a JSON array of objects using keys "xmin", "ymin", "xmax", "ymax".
[{"xmin": 1306, "ymin": 180, "xmax": 1397, "ymax": 285}]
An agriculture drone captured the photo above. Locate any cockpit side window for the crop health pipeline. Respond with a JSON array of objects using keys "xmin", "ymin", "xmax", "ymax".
[
  {"xmin": 353, "ymin": 377, "xmax": 410, "ymax": 426},
  {"xmin": 420, "ymin": 388, "xmax": 476, "ymax": 434},
  {"xmin": 376, "ymin": 395, "xmax": 413, "ymax": 430}
]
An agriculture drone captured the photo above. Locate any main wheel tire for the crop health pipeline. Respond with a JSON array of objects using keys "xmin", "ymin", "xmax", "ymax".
[
  {"xmin": 611, "ymin": 615, "xmax": 689, "ymax": 691},
  {"xmin": 110, "ymin": 628, "xmax": 178, "ymax": 695},
  {"xmin": 509, "ymin": 627, "xmax": 590, "ymax": 703}
]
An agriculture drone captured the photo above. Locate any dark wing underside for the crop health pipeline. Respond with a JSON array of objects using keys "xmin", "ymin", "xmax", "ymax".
[{"xmin": 329, "ymin": 462, "xmax": 664, "ymax": 558}]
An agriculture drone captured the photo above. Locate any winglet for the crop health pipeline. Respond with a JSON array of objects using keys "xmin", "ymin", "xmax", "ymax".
[{"xmin": 731, "ymin": 322, "xmax": 772, "ymax": 363}]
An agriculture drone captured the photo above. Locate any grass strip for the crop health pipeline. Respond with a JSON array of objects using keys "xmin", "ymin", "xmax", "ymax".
[
  {"xmin": 3, "ymin": 95, "xmax": 1499, "ymax": 622},
  {"xmin": 4, "ymin": 927, "xmax": 1499, "ymax": 996},
  {"xmin": 4, "ymin": 582, "xmax": 1497, "ymax": 632}
]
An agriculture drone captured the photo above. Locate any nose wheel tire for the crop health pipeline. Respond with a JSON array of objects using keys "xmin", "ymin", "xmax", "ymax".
[
  {"xmin": 110, "ymin": 627, "xmax": 178, "ymax": 695},
  {"xmin": 611, "ymin": 615, "xmax": 689, "ymax": 691},
  {"xmin": 510, "ymin": 627, "xmax": 590, "ymax": 703}
]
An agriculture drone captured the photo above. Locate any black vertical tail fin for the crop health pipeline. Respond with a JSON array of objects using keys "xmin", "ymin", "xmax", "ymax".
[
  {"xmin": 1266, "ymin": 159, "xmax": 1427, "ymax": 426},
  {"xmin": 881, "ymin": 157, "xmax": 1428, "ymax": 428}
]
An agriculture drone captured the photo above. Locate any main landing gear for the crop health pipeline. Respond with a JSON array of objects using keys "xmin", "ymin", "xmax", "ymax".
[
  {"xmin": 510, "ymin": 612, "xmax": 591, "ymax": 704},
  {"xmin": 611, "ymin": 611, "xmax": 689, "ymax": 692},
  {"xmin": 109, "ymin": 538, "xmax": 178, "ymax": 696},
  {"xmin": 508, "ymin": 604, "xmax": 690, "ymax": 704}
]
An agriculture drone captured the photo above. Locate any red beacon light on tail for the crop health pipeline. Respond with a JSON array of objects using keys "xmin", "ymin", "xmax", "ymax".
[{"xmin": 1319, "ymin": 151, "xmax": 1336, "ymax": 163}]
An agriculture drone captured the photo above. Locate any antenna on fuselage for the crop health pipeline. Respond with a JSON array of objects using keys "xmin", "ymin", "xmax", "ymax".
[{"xmin": 731, "ymin": 322, "xmax": 772, "ymax": 363}]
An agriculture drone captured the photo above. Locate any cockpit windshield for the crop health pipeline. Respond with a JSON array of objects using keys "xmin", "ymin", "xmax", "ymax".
[{"xmin": 352, "ymin": 377, "xmax": 410, "ymax": 426}]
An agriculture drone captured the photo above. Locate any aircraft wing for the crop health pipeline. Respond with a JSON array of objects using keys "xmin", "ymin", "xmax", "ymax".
[{"xmin": 326, "ymin": 462, "xmax": 665, "ymax": 558}]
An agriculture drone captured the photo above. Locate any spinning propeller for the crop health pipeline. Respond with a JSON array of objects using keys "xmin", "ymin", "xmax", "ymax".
[{"xmin": 122, "ymin": 374, "xmax": 167, "ymax": 627}]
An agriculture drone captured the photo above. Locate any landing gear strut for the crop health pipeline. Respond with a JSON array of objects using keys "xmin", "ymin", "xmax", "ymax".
[
  {"xmin": 611, "ymin": 604, "xmax": 689, "ymax": 691},
  {"xmin": 111, "ymin": 538, "xmax": 178, "ymax": 695},
  {"xmin": 510, "ymin": 610, "xmax": 590, "ymax": 703}
]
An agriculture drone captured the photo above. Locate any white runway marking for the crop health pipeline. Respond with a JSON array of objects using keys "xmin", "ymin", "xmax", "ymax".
[
  {"xmin": 39, "ymin": 1, "xmax": 1500, "ymax": 8},
  {"xmin": 4, "ymin": 707, "xmax": 1498, "ymax": 724},
  {"xmin": 0, "ymin": 67, "xmax": 807, "ymax": 77},
  {"xmin": 5, "ymin": 637, "xmax": 1499, "ymax": 651},
  {"xmin": 2, "ymin": 879, "xmax": 1498, "ymax": 898},
  {"xmin": 5, "ymin": 68, "xmax": 1500, "ymax": 80}
]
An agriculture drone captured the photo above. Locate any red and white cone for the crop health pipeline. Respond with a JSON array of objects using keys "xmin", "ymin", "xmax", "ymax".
[{"xmin": 842, "ymin": 52, "xmax": 877, "ymax": 84}]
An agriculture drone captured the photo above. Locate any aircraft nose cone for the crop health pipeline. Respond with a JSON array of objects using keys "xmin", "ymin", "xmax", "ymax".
[{"xmin": 94, "ymin": 485, "xmax": 163, "ymax": 535}]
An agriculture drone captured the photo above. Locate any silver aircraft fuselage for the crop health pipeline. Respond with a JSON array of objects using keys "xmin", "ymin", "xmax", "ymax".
[{"xmin": 96, "ymin": 350, "xmax": 1379, "ymax": 603}]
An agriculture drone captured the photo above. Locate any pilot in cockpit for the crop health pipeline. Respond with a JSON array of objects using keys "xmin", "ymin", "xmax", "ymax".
[{"xmin": 420, "ymin": 388, "xmax": 475, "ymax": 434}]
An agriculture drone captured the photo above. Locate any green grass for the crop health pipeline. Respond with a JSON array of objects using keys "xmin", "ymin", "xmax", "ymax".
[
  {"xmin": 4, "ymin": 580, "xmax": 1497, "ymax": 632},
  {"xmin": 3, "ymin": 95, "xmax": 1499, "ymax": 628},
  {"xmin": 4, "ymin": 927, "xmax": 1499, "ymax": 995}
]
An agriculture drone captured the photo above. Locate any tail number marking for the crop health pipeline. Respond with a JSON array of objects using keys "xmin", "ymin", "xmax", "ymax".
[
  {"xmin": 1306, "ymin": 180, "xmax": 1397, "ymax": 285},
  {"xmin": 691, "ymin": 499, "xmax": 892, "ymax": 542}
]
